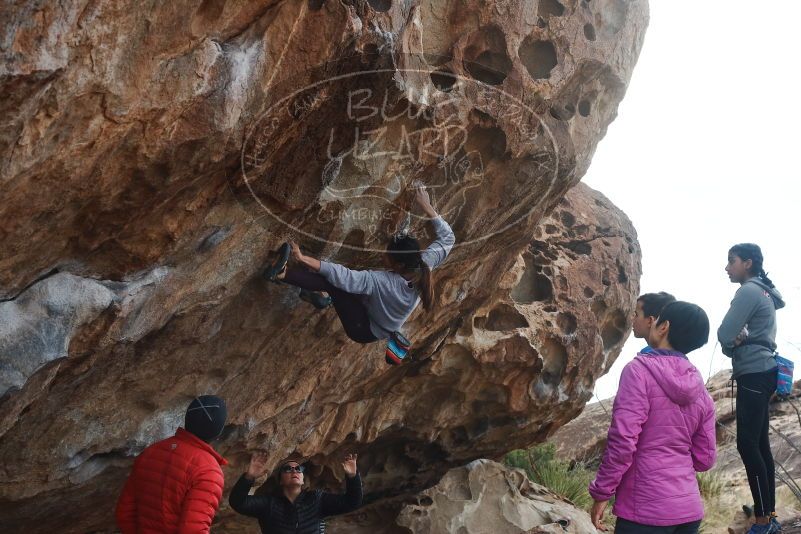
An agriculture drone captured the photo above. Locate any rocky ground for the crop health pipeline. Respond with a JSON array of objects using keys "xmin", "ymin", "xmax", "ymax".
[{"xmin": 329, "ymin": 459, "xmax": 598, "ymax": 534}]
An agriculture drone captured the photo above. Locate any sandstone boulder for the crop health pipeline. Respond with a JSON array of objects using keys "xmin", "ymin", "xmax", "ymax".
[
  {"xmin": 0, "ymin": 0, "xmax": 647, "ymax": 531},
  {"xmin": 327, "ymin": 459, "xmax": 598, "ymax": 534}
]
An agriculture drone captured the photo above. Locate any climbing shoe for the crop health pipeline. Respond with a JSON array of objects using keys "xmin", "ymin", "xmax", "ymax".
[
  {"xmin": 770, "ymin": 513, "xmax": 782, "ymax": 532},
  {"xmin": 746, "ymin": 522, "xmax": 779, "ymax": 534},
  {"xmin": 299, "ymin": 289, "xmax": 332, "ymax": 309},
  {"xmin": 263, "ymin": 242, "xmax": 290, "ymax": 282},
  {"xmin": 385, "ymin": 331, "xmax": 411, "ymax": 365}
]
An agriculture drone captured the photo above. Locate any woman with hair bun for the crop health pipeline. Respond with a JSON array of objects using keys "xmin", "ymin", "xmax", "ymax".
[{"xmin": 718, "ymin": 243, "xmax": 785, "ymax": 534}]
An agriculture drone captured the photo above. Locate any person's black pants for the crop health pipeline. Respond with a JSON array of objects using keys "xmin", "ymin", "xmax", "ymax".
[
  {"xmin": 282, "ymin": 268, "xmax": 378, "ymax": 344},
  {"xmin": 615, "ymin": 518, "xmax": 701, "ymax": 533},
  {"xmin": 736, "ymin": 368, "xmax": 778, "ymax": 518}
]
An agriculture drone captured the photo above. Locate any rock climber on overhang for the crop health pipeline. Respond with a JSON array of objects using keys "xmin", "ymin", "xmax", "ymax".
[{"xmin": 263, "ymin": 183, "xmax": 455, "ymax": 364}]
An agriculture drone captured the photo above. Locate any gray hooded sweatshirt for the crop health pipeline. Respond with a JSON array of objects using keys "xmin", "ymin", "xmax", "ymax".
[
  {"xmin": 717, "ymin": 277, "xmax": 785, "ymax": 378},
  {"xmin": 318, "ymin": 216, "xmax": 455, "ymax": 340}
]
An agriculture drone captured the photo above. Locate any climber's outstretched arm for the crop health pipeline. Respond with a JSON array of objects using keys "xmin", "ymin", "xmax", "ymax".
[
  {"xmin": 414, "ymin": 185, "xmax": 455, "ymax": 269},
  {"xmin": 290, "ymin": 242, "xmax": 321, "ymax": 272}
]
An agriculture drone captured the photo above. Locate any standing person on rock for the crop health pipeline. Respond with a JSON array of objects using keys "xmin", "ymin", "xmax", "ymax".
[
  {"xmin": 589, "ymin": 301, "xmax": 717, "ymax": 534},
  {"xmin": 632, "ymin": 291, "xmax": 676, "ymax": 352},
  {"xmin": 718, "ymin": 243, "xmax": 785, "ymax": 534},
  {"xmin": 262, "ymin": 183, "xmax": 455, "ymax": 364},
  {"xmin": 116, "ymin": 395, "xmax": 228, "ymax": 534},
  {"xmin": 229, "ymin": 453, "xmax": 363, "ymax": 533}
]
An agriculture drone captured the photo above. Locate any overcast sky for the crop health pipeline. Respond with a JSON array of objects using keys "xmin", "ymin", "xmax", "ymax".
[{"xmin": 585, "ymin": 1, "xmax": 801, "ymax": 400}]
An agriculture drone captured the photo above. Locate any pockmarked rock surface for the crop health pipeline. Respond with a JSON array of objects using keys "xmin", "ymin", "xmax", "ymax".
[
  {"xmin": 326, "ymin": 459, "xmax": 598, "ymax": 534},
  {"xmin": 1, "ymin": 0, "xmax": 647, "ymax": 531}
]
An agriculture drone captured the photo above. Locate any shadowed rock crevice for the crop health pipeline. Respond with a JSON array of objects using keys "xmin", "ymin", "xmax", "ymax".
[
  {"xmin": 511, "ymin": 254, "xmax": 555, "ymax": 304},
  {"xmin": 367, "ymin": 0, "xmax": 392, "ymax": 13},
  {"xmin": 557, "ymin": 311, "xmax": 578, "ymax": 335},
  {"xmin": 519, "ymin": 37, "xmax": 559, "ymax": 80},
  {"xmin": 600, "ymin": 309, "xmax": 627, "ymax": 350},
  {"xmin": 463, "ymin": 26, "xmax": 513, "ymax": 85},
  {"xmin": 474, "ymin": 303, "xmax": 528, "ymax": 331},
  {"xmin": 538, "ymin": 0, "xmax": 566, "ymax": 19},
  {"xmin": 430, "ymin": 69, "xmax": 457, "ymax": 92},
  {"xmin": 540, "ymin": 338, "xmax": 568, "ymax": 386}
]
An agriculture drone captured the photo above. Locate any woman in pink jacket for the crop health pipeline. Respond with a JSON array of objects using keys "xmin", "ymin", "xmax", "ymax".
[{"xmin": 589, "ymin": 301, "xmax": 717, "ymax": 533}]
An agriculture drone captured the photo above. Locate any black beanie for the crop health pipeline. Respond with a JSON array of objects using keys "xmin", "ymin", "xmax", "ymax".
[{"xmin": 185, "ymin": 395, "xmax": 227, "ymax": 442}]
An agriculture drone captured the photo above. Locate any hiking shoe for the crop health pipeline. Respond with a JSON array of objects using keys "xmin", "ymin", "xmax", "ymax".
[
  {"xmin": 746, "ymin": 522, "xmax": 779, "ymax": 534},
  {"xmin": 770, "ymin": 515, "xmax": 782, "ymax": 532},
  {"xmin": 263, "ymin": 243, "xmax": 290, "ymax": 282},
  {"xmin": 299, "ymin": 289, "xmax": 332, "ymax": 309}
]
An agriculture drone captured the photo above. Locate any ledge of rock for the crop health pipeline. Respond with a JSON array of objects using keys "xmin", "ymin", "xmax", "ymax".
[
  {"xmin": 0, "ymin": 0, "xmax": 647, "ymax": 531},
  {"xmin": 326, "ymin": 459, "xmax": 598, "ymax": 534}
]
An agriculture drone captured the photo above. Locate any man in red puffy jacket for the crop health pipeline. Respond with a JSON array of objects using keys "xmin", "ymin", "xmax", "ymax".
[{"xmin": 116, "ymin": 395, "xmax": 228, "ymax": 533}]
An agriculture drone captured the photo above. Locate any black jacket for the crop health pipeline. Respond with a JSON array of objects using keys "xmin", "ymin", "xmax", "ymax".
[{"xmin": 229, "ymin": 473, "xmax": 363, "ymax": 534}]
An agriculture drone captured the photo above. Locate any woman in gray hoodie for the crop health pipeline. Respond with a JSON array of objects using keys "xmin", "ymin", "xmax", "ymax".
[{"xmin": 718, "ymin": 243, "xmax": 785, "ymax": 534}]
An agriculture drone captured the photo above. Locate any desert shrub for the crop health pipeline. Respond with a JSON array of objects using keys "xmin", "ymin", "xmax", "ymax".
[
  {"xmin": 505, "ymin": 443, "xmax": 594, "ymax": 510},
  {"xmin": 697, "ymin": 470, "xmax": 724, "ymax": 499}
]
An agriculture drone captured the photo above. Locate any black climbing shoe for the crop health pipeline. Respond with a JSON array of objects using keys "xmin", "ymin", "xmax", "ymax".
[
  {"xmin": 299, "ymin": 289, "xmax": 332, "ymax": 309},
  {"xmin": 263, "ymin": 242, "xmax": 290, "ymax": 283}
]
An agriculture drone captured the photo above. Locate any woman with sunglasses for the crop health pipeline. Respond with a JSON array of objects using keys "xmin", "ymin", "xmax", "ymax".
[
  {"xmin": 229, "ymin": 453, "xmax": 362, "ymax": 533},
  {"xmin": 263, "ymin": 184, "xmax": 455, "ymax": 354}
]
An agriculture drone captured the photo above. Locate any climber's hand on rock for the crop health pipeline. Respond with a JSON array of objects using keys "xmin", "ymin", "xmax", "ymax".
[
  {"xmin": 290, "ymin": 241, "xmax": 305, "ymax": 263},
  {"xmin": 413, "ymin": 183, "xmax": 438, "ymax": 218},
  {"xmin": 289, "ymin": 241, "xmax": 322, "ymax": 272},
  {"xmin": 590, "ymin": 499, "xmax": 608, "ymax": 531},
  {"xmin": 342, "ymin": 453, "xmax": 358, "ymax": 478},
  {"xmin": 414, "ymin": 183, "xmax": 431, "ymax": 207},
  {"xmin": 246, "ymin": 452, "xmax": 270, "ymax": 480}
]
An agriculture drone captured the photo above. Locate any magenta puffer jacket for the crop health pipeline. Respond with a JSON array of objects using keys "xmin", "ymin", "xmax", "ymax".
[{"xmin": 589, "ymin": 350, "xmax": 717, "ymax": 526}]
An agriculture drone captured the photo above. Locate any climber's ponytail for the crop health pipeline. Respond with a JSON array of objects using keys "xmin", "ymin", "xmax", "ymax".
[
  {"xmin": 387, "ymin": 235, "xmax": 436, "ymax": 312},
  {"xmin": 758, "ymin": 268, "xmax": 776, "ymax": 290},
  {"xmin": 418, "ymin": 259, "xmax": 434, "ymax": 311}
]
